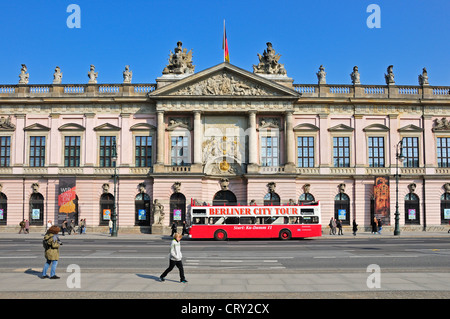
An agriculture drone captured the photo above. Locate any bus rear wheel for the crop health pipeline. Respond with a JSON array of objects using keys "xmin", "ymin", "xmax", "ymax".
[
  {"xmin": 279, "ymin": 229, "xmax": 292, "ymax": 240},
  {"xmin": 214, "ymin": 229, "xmax": 227, "ymax": 241}
]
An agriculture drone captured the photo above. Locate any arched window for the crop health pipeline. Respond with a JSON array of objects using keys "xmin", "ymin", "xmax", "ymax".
[
  {"xmin": 0, "ymin": 192, "xmax": 7, "ymax": 225},
  {"xmin": 441, "ymin": 193, "xmax": 450, "ymax": 225},
  {"xmin": 99, "ymin": 193, "xmax": 114, "ymax": 226},
  {"xmin": 264, "ymin": 192, "xmax": 280, "ymax": 206},
  {"xmin": 30, "ymin": 193, "xmax": 44, "ymax": 226},
  {"xmin": 299, "ymin": 193, "xmax": 315, "ymax": 205},
  {"xmin": 135, "ymin": 193, "xmax": 151, "ymax": 226},
  {"xmin": 404, "ymin": 193, "xmax": 420, "ymax": 225},
  {"xmin": 213, "ymin": 190, "xmax": 237, "ymax": 206},
  {"xmin": 334, "ymin": 193, "xmax": 350, "ymax": 225},
  {"xmin": 170, "ymin": 192, "xmax": 186, "ymax": 226}
]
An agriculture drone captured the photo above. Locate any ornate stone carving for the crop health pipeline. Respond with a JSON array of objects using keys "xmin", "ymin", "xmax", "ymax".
[
  {"xmin": 267, "ymin": 182, "xmax": 276, "ymax": 193},
  {"xmin": 433, "ymin": 118, "xmax": 450, "ymax": 131},
  {"xmin": 418, "ymin": 67, "xmax": 429, "ymax": 86},
  {"xmin": 172, "ymin": 182, "xmax": 181, "ymax": 193},
  {"xmin": 0, "ymin": 116, "xmax": 15, "ymax": 130},
  {"xmin": 338, "ymin": 183, "xmax": 346, "ymax": 193},
  {"xmin": 253, "ymin": 42, "xmax": 287, "ymax": 75},
  {"xmin": 102, "ymin": 183, "xmax": 110, "ymax": 193},
  {"xmin": 316, "ymin": 65, "xmax": 326, "ymax": 84},
  {"xmin": 138, "ymin": 182, "xmax": 146, "ymax": 193},
  {"xmin": 444, "ymin": 183, "xmax": 450, "ymax": 193},
  {"xmin": 32, "ymin": 183, "xmax": 39, "ymax": 193},
  {"xmin": 220, "ymin": 178, "xmax": 229, "ymax": 190},
  {"xmin": 18, "ymin": 64, "xmax": 29, "ymax": 84},
  {"xmin": 152, "ymin": 199, "xmax": 164, "ymax": 225},
  {"xmin": 167, "ymin": 118, "xmax": 190, "ymax": 130},
  {"xmin": 172, "ymin": 72, "xmax": 278, "ymax": 96},
  {"xmin": 259, "ymin": 118, "xmax": 279, "ymax": 129},
  {"xmin": 204, "ymin": 159, "xmax": 243, "ymax": 176},
  {"xmin": 123, "ymin": 65, "xmax": 132, "ymax": 83},
  {"xmin": 87, "ymin": 65, "xmax": 98, "ymax": 84},
  {"xmin": 384, "ymin": 65, "xmax": 395, "ymax": 85},
  {"xmin": 350, "ymin": 66, "xmax": 360, "ymax": 85},
  {"xmin": 162, "ymin": 41, "xmax": 195, "ymax": 75},
  {"xmin": 408, "ymin": 183, "xmax": 416, "ymax": 193},
  {"xmin": 53, "ymin": 66, "xmax": 63, "ymax": 84}
]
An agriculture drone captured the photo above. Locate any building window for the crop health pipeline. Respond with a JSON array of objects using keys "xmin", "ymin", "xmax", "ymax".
[
  {"xmin": 437, "ymin": 137, "xmax": 450, "ymax": 167},
  {"xmin": 333, "ymin": 137, "xmax": 350, "ymax": 167},
  {"xmin": 264, "ymin": 192, "xmax": 280, "ymax": 206},
  {"xmin": 64, "ymin": 136, "xmax": 81, "ymax": 167},
  {"xmin": 368, "ymin": 137, "xmax": 385, "ymax": 167},
  {"xmin": 99, "ymin": 136, "xmax": 116, "ymax": 167},
  {"xmin": 135, "ymin": 136, "xmax": 152, "ymax": 167},
  {"xmin": 297, "ymin": 136, "xmax": 314, "ymax": 167},
  {"xmin": 29, "ymin": 136, "xmax": 46, "ymax": 167},
  {"xmin": 0, "ymin": 136, "xmax": 11, "ymax": 167},
  {"xmin": 171, "ymin": 136, "xmax": 189, "ymax": 166},
  {"xmin": 402, "ymin": 137, "xmax": 419, "ymax": 167},
  {"xmin": 261, "ymin": 136, "xmax": 279, "ymax": 166}
]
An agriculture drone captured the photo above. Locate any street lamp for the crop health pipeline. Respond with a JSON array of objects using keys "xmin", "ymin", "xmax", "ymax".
[
  {"xmin": 394, "ymin": 140, "xmax": 405, "ymax": 236},
  {"xmin": 111, "ymin": 140, "xmax": 118, "ymax": 237}
]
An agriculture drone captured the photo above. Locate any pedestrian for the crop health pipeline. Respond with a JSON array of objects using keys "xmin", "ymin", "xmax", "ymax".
[
  {"xmin": 69, "ymin": 219, "xmax": 75, "ymax": 235},
  {"xmin": 182, "ymin": 221, "xmax": 189, "ymax": 236},
  {"xmin": 79, "ymin": 219, "xmax": 85, "ymax": 234},
  {"xmin": 352, "ymin": 219, "xmax": 358, "ymax": 236},
  {"xmin": 159, "ymin": 233, "xmax": 187, "ymax": 283},
  {"xmin": 82, "ymin": 219, "xmax": 87, "ymax": 234},
  {"xmin": 19, "ymin": 220, "xmax": 26, "ymax": 234},
  {"xmin": 61, "ymin": 220, "xmax": 67, "ymax": 236},
  {"xmin": 170, "ymin": 222, "xmax": 177, "ymax": 237},
  {"xmin": 372, "ymin": 217, "xmax": 378, "ymax": 234},
  {"xmin": 25, "ymin": 219, "xmax": 30, "ymax": 234},
  {"xmin": 329, "ymin": 217, "xmax": 336, "ymax": 235},
  {"xmin": 377, "ymin": 218, "xmax": 383, "ymax": 234},
  {"xmin": 336, "ymin": 219, "xmax": 343, "ymax": 235},
  {"xmin": 47, "ymin": 220, "xmax": 52, "ymax": 230},
  {"xmin": 41, "ymin": 225, "xmax": 62, "ymax": 279},
  {"xmin": 109, "ymin": 219, "xmax": 113, "ymax": 235}
]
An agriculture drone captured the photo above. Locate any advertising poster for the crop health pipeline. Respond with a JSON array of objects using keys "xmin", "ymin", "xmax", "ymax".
[
  {"xmin": 408, "ymin": 209, "xmax": 416, "ymax": 220},
  {"xmin": 374, "ymin": 176, "xmax": 390, "ymax": 224},
  {"xmin": 138, "ymin": 209, "xmax": 146, "ymax": 220},
  {"xmin": 103, "ymin": 209, "xmax": 111, "ymax": 220},
  {"xmin": 32, "ymin": 208, "xmax": 40, "ymax": 219},
  {"xmin": 58, "ymin": 177, "xmax": 77, "ymax": 225},
  {"xmin": 173, "ymin": 209, "xmax": 182, "ymax": 221},
  {"xmin": 338, "ymin": 209, "xmax": 346, "ymax": 220}
]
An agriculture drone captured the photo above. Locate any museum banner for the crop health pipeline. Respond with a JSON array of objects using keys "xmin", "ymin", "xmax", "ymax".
[
  {"xmin": 58, "ymin": 177, "xmax": 77, "ymax": 225},
  {"xmin": 374, "ymin": 176, "xmax": 390, "ymax": 224}
]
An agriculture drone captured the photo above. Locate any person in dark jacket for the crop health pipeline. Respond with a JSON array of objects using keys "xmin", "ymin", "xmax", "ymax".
[
  {"xmin": 352, "ymin": 219, "xmax": 358, "ymax": 236},
  {"xmin": 170, "ymin": 222, "xmax": 177, "ymax": 237}
]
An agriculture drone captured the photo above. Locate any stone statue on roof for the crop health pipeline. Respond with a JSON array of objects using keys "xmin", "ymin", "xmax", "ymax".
[
  {"xmin": 162, "ymin": 41, "xmax": 195, "ymax": 75},
  {"xmin": 253, "ymin": 42, "xmax": 287, "ymax": 75}
]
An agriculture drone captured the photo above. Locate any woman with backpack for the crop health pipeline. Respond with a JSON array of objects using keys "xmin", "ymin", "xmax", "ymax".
[{"xmin": 41, "ymin": 225, "xmax": 62, "ymax": 279}]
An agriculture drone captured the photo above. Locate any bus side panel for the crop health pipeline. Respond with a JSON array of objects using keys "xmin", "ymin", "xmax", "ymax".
[{"xmin": 288, "ymin": 224, "xmax": 322, "ymax": 238}]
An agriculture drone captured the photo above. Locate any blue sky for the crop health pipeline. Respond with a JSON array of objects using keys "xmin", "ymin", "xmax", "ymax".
[{"xmin": 0, "ymin": 0, "xmax": 449, "ymax": 86}]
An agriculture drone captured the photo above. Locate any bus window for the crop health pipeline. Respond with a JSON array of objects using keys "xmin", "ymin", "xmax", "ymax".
[
  {"xmin": 193, "ymin": 217, "xmax": 206, "ymax": 225},
  {"xmin": 272, "ymin": 217, "xmax": 288, "ymax": 224},
  {"xmin": 225, "ymin": 217, "xmax": 239, "ymax": 224},
  {"xmin": 300, "ymin": 208, "xmax": 315, "ymax": 215},
  {"xmin": 209, "ymin": 217, "xmax": 225, "ymax": 225},
  {"xmin": 290, "ymin": 217, "xmax": 301, "ymax": 224},
  {"xmin": 240, "ymin": 217, "xmax": 256, "ymax": 225},
  {"xmin": 301, "ymin": 216, "xmax": 319, "ymax": 224}
]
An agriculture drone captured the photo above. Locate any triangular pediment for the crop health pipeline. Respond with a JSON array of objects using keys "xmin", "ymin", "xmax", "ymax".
[
  {"xmin": 328, "ymin": 124, "xmax": 354, "ymax": 132},
  {"xmin": 24, "ymin": 123, "xmax": 50, "ymax": 131},
  {"xmin": 398, "ymin": 124, "xmax": 423, "ymax": 132},
  {"xmin": 149, "ymin": 63, "xmax": 300, "ymax": 99}
]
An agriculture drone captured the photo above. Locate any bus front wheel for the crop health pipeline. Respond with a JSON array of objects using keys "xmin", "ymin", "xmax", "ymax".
[
  {"xmin": 214, "ymin": 229, "xmax": 227, "ymax": 241},
  {"xmin": 279, "ymin": 229, "xmax": 292, "ymax": 240}
]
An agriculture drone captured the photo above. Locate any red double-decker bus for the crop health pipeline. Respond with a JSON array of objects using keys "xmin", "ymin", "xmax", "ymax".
[{"xmin": 188, "ymin": 200, "xmax": 321, "ymax": 240}]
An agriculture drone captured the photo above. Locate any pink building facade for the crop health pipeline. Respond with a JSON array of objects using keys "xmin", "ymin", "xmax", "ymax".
[{"xmin": 0, "ymin": 44, "xmax": 449, "ymax": 233}]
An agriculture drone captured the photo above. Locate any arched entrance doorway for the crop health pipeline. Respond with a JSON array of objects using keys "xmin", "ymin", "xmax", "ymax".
[
  {"xmin": 30, "ymin": 192, "xmax": 44, "ymax": 226},
  {"xmin": 0, "ymin": 192, "xmax": 7, "ymax": 225},
  {"xmin": 99, "ymin": 193, "xmax": 114, "ymax": 226},
  {"xmin": 170, "ymin": 192, "xmax": 186, "ymax": 226},
  {"xmin": 404, "ymin": 193, "xmax": 420, "ymax": 225},
  {"xmin": 135, "ymin": 193, "xmax": 151, "ymax": 226},
  {"xmin": 334, "ymin": 193, "xmax": 350, "ymax": 225},
  {"xmin": 213, "ymin": 190, "xmax": 237, "ymax": 206}
]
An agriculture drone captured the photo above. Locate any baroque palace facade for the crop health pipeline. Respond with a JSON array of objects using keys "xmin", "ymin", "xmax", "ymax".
[{"xmin": 0, "ymin": 42, "xmax": 449, "ymax": 233}]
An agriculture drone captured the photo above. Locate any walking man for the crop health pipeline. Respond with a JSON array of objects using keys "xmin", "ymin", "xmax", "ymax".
[{"xmin": 160, "ymin": 233, "xmax": 187, "ymax": 283}]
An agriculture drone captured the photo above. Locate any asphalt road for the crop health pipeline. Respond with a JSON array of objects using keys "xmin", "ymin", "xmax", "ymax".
[{"xmin": 1, "ymin": 235, "xmax": 449, "ymax": 274}]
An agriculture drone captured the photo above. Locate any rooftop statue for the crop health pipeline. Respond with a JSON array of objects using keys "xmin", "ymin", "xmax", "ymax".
[
  {"xmin": 350, "ymin": 66, "xmax": 361, "ymax": 85},
  {"xmin": 162, "ymin": 41, "xmax": 195, "ymax": 75},
  {"xmin": 87, "ymin": 64, "xmax": 98, "ymax": 84},
  {"xmin": 384, "ymin": 65, "xmax": 395, "ymax": 85},
  {"xmin": 18, "ymin": 64, "xmax": 29, "ymax": 84},
  {"xmin": 418, "ymin": 67, "xmax": 429, "ymax": 86},
  {"xmin": 123, "ymin": 65, "xmax": 132, "ymax": 83},
  {"xmin": 53, "ymin": 66, "xmax": 63, "ymax": 84},
  {"xmin": 316, "ymin": 65, "xmax": 326, "ymax": 84},
  {"xmin": 253, "ymin": 42, "xmax": 287, "ymax": 75}
]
